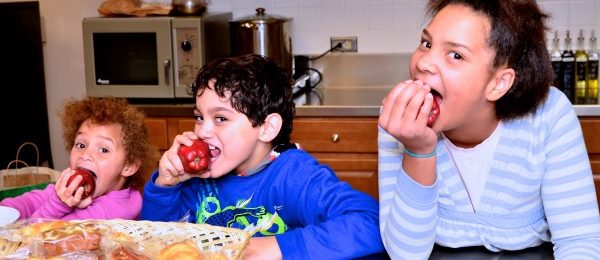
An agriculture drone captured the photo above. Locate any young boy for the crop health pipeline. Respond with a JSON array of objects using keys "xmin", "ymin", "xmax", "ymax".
[
  {"xmin": 141, "ymin": 54, "xmax": 384, "ymax": 259},
  {"xmin": 1, "ymin": 96, "xmax": 158, "ymax": 220}
]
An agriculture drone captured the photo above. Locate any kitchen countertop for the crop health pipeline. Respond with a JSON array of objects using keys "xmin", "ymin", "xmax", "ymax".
[
  {"xmin": 135, "ymin": 103, "xmax": 382, "ymax": 117},
  {"xmin": 136, "ymin": 101, "xmax": 600, "ymax": 118},
  {"xmin": 135, "ymin": 84, "xmax": 600, "ymax": 117},
  {"xmin": 574, "ymin": 105, "xmax": 600, "ymax": 116}
]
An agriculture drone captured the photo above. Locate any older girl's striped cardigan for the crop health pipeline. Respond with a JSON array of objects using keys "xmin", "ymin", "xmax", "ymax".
[{"xmin": 378, "ymin": 87, "xmax": 600, "ymax": 259}]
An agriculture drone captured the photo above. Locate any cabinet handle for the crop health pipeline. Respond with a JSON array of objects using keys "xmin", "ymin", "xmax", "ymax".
[{"xmin": 331, "ymin": 133, "xmax": 340, "ymax": 143}]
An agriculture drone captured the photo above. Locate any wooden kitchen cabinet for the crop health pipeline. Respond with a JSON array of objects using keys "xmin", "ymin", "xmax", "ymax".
[
  {"xmin": 580, "ymin": 117, "xmax": 600, "ymax": 205},
  {"xmin": 144, "ymin": 116, "xmax": 380, "ymax": 199},
  {"xmin": 290, "ymin": 117, "xmax": 379, "ymax": 199},
  {"xmin": 144, "ymin": 118, "xmax": 194, "ymax": 153}
]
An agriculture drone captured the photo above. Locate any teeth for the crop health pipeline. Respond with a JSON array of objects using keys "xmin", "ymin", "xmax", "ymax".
[{"xmin": 207, "ymin": 144, "xmax": 221, "ymax": 159}]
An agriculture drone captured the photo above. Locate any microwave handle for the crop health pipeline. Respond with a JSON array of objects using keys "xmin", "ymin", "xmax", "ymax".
[{"xmin": 164, "ymin": 59, "xmax": 171, "ymax": 85}]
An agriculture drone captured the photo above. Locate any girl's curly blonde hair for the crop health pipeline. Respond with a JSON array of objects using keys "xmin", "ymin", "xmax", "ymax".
[{"xmin": 59, "ymin": 96, "xmax": 158, "ymax": 192}]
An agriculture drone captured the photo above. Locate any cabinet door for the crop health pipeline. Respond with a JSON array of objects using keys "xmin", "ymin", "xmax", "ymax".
[
  {"xmin": 144, "ymin": 118, "xmax": 169, "ymax": 152},
  {"xmin": 145, "ymin": 118, "xmax": 193, "ymax": 153},
  {"xmin": 178, "ymin": 119, "xmax": 195, "ymax": 133},
  {"xmin": 580, "ymin": 117, "xmax": 600, "ymax": 210},
  {"xmin": 291, "ymin": 118, "xmax": 377, "ymax": 153},
  {"xmin": 581, "ymin": 117, "xmax": 600, "ymax": 175},
  {"xmin": 291, "ymin": 117, "xmax": 379, "ymax": 199}
]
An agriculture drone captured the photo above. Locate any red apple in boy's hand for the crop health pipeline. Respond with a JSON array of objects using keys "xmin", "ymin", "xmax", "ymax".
[
  {"xmin": 177, "ymin": 139, "xmax": 211, "ymax": 174},
  {"xmin": 66, "ymin": 168, "xmax": 96, "ymax": 199}
]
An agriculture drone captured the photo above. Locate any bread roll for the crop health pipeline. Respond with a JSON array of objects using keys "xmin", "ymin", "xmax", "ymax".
[
  {"xmin": 19, "ymin": 221, "xmax": 71, "ymax": 238},
  {"xmin": 111, "ymin": 245, "xmax": 150, "ymax": 260},
  {"xmin": 157, "ymin": 240, "xmax": 203, "ymax": 260},
  {"xmin": 40, "ymin": 222, "xmax": 102, "ymax": 257}
]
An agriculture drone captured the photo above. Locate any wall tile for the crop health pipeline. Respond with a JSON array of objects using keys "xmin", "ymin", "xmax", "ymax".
[
  {"xmin": 568, "ymin": 1, "xmax": 595, "ymax": 27},
  {"xmin": 233, "ymin": 0, "xmax": 255, "ymax": 9},
  {"xmin": 249, "ymin": 0, "xmax": 271, "ymax": 9},
  {"xmin": 392, "ymin": 4, "xmax": 419, "ymax": 29},
  {"xmin": 296, "ymin": 7, "xmax": 323, "ymax": 30},
  {"xmin": 344, "ymin": 5, "xmax": 369, "ymax": 30},
  {"xmin": 368, "ymin": 5, "xmax": 394, "ymax": 29},
  {"xmin": 322, "ymin": 0, "xmax": 344, "ymax": 6},
  {"xmin": 275, "ymin": 0, "xmax": 298, "ymax": 8},
  {"xmin": 344, "ymin": 0, "xmax": 364, "ymax": 6},
  {"xmin": 298, "ymin": 0, "xmax": 322, "ymax": 7},
  {"xmin": 322, "ymin": 6, "xmax": 346, "ymax": 30}
]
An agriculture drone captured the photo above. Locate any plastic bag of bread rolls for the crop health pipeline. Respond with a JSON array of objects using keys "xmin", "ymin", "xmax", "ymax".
[
  {"xmin": 1, "ymin": 219, "xmax": 247, "ymax": 259},
  {"xmin": 28, "ymin": 221, "xmax": 106, "ymax": 258}
]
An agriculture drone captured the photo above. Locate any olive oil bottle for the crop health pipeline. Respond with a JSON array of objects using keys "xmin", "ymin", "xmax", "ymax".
[
  {"xmin": 550, "ymin": 31, "xmax": 562, "ymax": 88},
  {"xmin": 561, "ymin": 30, "xmax": 576, "ymax": 103},
  {"xmin": 588, "ymin": 30, "xmax": 599, "ymax": 104},
  {"xmin": 575, "ymin": 30, "xmax": 588, "ymax": 104}
]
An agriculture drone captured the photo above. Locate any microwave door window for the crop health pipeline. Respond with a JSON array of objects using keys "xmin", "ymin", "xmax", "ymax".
[{"xmin": 93, "ymin": 33, "xmax": 158, "ymax": 85}]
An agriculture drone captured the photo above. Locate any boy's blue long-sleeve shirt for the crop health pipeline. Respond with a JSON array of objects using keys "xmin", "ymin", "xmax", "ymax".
[{"xmin": 141, "ymin": 149, "xmax": 384, "ymax": 259}]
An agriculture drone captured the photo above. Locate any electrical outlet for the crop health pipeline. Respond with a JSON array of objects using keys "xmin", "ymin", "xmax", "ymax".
[{"xmin": 330, "ymin": 36, "xmax": 358, "ymax": 52}]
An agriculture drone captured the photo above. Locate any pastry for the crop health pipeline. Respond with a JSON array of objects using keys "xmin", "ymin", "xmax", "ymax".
[
  {"xmin": 157, "ymin": 240, "xmax": 203, "ymax": 260},
  {"xmin": 19, "ymin": 220, "xmax": 71, "ymax": 239},
  {"xmin": 111, "ymin": 245, "xmax": 150, "ymax": 260},
  {"xmin": 40, "ymin": 222, "xmax": 102, "ymax": 257}
]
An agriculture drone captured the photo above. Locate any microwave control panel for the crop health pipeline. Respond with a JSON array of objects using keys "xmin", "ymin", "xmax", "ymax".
[{"xmin": 175, "ymin": 27, "xmax": 202, "ymax": 87}]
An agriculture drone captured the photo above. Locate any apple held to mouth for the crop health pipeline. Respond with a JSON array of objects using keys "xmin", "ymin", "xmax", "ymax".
[
  {"xmin": 427, "ymin": 95, "xmax": 441, "ymax": 127},
  {"xmin": 177, "ymin": 139, "xmax": 211, "ymax": 174},
  {"xmin": 66, "ymin": 168, "xmax": 96, "ymax": 199}
]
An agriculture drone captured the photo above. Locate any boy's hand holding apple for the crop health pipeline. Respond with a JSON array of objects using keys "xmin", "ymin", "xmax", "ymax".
[{"xmin": 156, "ymin": 134, "xmax": 212, "ymax": 186}]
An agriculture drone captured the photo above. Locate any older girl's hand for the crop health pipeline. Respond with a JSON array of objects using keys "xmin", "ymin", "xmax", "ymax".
[{"xmin": 378, "ymin": 80, "xmax": 438, "ymax": 154}]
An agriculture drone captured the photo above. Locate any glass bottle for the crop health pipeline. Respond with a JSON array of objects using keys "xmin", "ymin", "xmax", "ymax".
[
  {"xmin": 575, "ymin": 30, "xmax": 588, "ymax": 104},
  {"xmin": 561, "ymin": 30, "xmax": 576, "ymax": 103},
  {"xmin": 588, "ymin": 30, "xmax": 599, "ymax": 104},
  {"xmin": 550, "ymin": 31, "xmax": 562, "ymax": 89}
]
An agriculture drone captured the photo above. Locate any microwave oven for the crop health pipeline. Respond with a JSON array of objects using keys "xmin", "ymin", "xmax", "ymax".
[{"xmin": 82, "ymin": 13, "xmax": 231, "ymax": 99}]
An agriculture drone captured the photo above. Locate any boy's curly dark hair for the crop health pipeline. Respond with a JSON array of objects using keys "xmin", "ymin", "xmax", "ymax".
[
  {"xmin": 427, "ymin": 0, "xmax": 553, "ymax": 120},
  {"xmin": 191, "ymin": 54, "xmax": 295, "ymax": 145},
  {"xmin": 59, "ymin": 96, "xmax": 159, "ymax": 192}
]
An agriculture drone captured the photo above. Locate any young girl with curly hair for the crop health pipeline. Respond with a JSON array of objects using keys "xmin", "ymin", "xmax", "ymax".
[{"xmin": 1, "ymin": 96, "xmax": 158, "ymax": 220}]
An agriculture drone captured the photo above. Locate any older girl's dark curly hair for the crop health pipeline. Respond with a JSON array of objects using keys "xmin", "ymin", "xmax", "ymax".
[
  {"xmin": 59, "ymin": 96, "xmax": 158, "ymax": 192},
  {"xmin": 427, "ymin": 0, "xmax": 553, "ymax": 120},
  {"xmin": 191, "ymin": 54, "xmax": 295, "ymax": 145}
]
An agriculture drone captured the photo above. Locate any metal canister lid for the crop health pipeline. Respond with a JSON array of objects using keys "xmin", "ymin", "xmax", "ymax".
[{"xmin": 232, "ymin": 7, "xmax": 291, "ymax": 24}]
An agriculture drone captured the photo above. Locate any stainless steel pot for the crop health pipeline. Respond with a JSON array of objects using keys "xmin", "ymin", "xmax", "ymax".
[
  {"xmin": 229, "ymin": 8, "xmax": 293, "ymax": 77},
  {"xmin": 171, "ymin": 0, "xmax": 207, "ymax": 15}
]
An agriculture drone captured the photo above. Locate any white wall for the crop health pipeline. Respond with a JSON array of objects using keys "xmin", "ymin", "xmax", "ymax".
[
  {"xmin": 38, "ymin": 0, "xmax": 103, "ymax": 170},
  {"xmin": 2, "ymin": 0, "xmax": 596, "ymax": 170},
  {"xmin": 209, "ymin": 0, "xmax": 600, "ymax": 54}
]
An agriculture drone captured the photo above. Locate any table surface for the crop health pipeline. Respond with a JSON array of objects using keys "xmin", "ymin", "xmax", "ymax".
[{"xmin": 357, "ymin": 242, "xmax": 554, "ymax": 260}]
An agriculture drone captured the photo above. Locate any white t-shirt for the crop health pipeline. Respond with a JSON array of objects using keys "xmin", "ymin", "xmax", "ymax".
[{"xmin": 442, "ymin": 122, "xmax": 503, "ymax": 210}]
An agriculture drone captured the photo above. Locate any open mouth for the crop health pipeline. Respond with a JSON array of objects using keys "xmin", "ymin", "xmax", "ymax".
[
  {"xmin": 427, "ymin": 89, "xmax": 442, "ymax": 127},
  {"xmin": 208, "ymin": 144, "xmax": 221, "ymax": 161}
]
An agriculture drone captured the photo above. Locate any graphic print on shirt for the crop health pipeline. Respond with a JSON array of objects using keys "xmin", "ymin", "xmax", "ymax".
[{"xmin": 195, "ymin": 179, "xmax": 287, "ymax": 235}]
